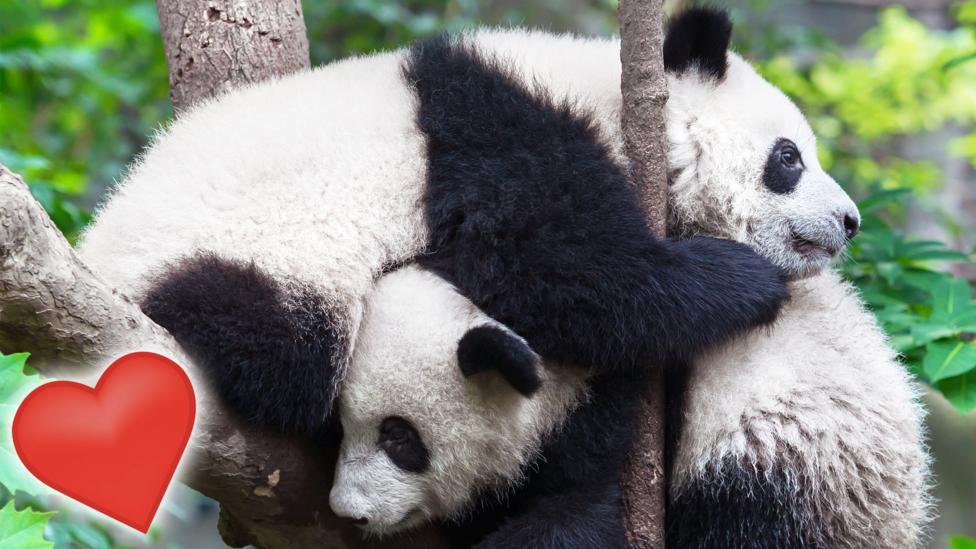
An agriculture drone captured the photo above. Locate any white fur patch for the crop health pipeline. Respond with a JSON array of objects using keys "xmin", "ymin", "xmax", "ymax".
[{"xmin": 673, "ymin": 270, "xmax": 932, "ymax": 548}]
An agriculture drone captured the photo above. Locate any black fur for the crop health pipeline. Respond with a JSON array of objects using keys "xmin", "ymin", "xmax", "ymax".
[
  {"xmin": 406, "ymin": 35, "xmax": 788, "ymax": 375},
  {"xmin": 405, "ymin": 35, "xmax": 788, "ymax": 547},
  {"xmin": 667, "ymin": 457, "xmax": 815, "ymax": 549},
  {"xmin": 379, "ymin": 416, "xmax": 430, "ymax": 473},
  {"xmin": 663, "ymin": 7, "xmax": 733, "ymax": 80},
  {"xmin": 141, "ymin": 253, "xmax": 343, "ymax": 435},
  {"xmin": 762, "ymin": 138, "xmax": 805, "ymax": 194},
  {"xmin": 458, "ymin": 326, "xmax": 542, "ymax": 396}
]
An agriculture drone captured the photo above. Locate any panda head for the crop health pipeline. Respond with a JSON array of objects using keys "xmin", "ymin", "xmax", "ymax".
[
  {"xmin": 663, "ymin": 7, "xmax": 859, "ymax": 279},
  {"xmin": 329, "ymin": 266, "xmax": 587, "ymax": 536}
]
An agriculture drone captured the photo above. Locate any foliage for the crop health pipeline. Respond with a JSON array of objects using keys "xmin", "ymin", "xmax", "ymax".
[
  {"xmin": 0, "ymin": 502, "xmax": 54, "ymax": 549},
  {"xmin": 750, "ymin": 5, "xmax": 976, "ymax": 413},
  {"xmin": 951, "ymin": 535, "xmax": 976, "ymax": 549},
  {"xmin": 0, "ymin": 0, "xmax": 170, "ymax": 241},
  {"xmin": 0, "ymin": 353, "xmax": 50, "ymax": 499}
]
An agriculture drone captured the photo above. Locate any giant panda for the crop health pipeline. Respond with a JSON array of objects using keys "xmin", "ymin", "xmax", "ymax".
[
  {"xmin": 326, "ymin": 9, "xmax": 931, "ymax": 549},
  {"xmin": 78, "ymin": 9, "xmax": 790, "ymax": 437}
]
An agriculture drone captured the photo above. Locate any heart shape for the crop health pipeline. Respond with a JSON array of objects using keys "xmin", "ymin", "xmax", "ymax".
[{"xmin": 12, "ymin": 352, "xmax": 195, "ymax": 532}]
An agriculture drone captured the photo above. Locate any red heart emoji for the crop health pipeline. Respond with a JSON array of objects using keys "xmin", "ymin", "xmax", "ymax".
[{"xmin": 12, "ymin": 352, "xmax": 195, "ymax": 532}]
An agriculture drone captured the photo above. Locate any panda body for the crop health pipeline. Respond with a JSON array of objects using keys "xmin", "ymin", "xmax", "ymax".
[
  {"xmin": 668, "ymin": 270, "xmax": 931, "ymax": 549},
  {"xmin": 80, "ymin": 19, "xmax": 787, "ymax": 435}
]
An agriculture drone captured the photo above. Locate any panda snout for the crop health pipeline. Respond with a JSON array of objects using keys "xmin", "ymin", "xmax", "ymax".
[
  {"xmin": 330, "ymin": 480, "xmax": 372, "ymax": 523},
  {"xmin": 330, "ymin": 488, "xmax": 374, "ymax": 526},
  {"xmin": 840, "ymin": 211, "xmax": 860, "ymax": 241}
]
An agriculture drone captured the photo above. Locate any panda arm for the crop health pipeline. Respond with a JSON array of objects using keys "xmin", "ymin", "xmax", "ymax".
[{"xmin": 409, "ymin": 36, "xmax": 787, "ymax": 375}]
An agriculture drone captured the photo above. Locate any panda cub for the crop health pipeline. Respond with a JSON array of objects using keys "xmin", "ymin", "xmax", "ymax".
[{"xmin": 330, "ymin": 266, "xmax": 591, "ymax": 537}]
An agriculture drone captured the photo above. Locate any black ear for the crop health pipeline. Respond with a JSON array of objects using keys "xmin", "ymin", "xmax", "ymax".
[
  {"xmin": 663, "ymin": 7, "xmax": 733, "ymax": 80},
  {"xmin": 457, "ymin": 325, "xmax": 542, "ymax": 397}
]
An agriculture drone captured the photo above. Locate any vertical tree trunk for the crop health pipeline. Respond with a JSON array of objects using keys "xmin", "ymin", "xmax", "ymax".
[
  {"xmin": 618, "ymin": 0, "xmax": 670, "ymax": 547},
  {"xmin": 157, "ymin": 0, "xmax": 310, "ymax": 111}
]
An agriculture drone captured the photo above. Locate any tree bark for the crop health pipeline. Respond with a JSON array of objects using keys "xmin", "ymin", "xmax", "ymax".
[
  {"xmin": 157, "ymin": 0, "xmax": 310, "ymax": 111},
  {"xmin": 618, "ymin": 0, "xmax": 669, "ymax": 548}
]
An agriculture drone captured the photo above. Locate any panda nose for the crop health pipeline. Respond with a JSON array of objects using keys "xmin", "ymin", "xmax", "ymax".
[
  {"xmin": 351, "ymin": 517, "xmax": 369, "ymax": 526},
  {"xmin": 843, "ymin": 213, "xmax": 860, "ymax": 241}
]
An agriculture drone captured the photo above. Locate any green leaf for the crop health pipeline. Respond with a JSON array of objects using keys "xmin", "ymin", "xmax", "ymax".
[
  {"xmin": 910, "ymin": 322, "xmax": 959, "ymax": 346},
  {"xmin": 46, "ymin": 519, "xmax": 113, "ymax": 549},
  {"xmin": 939, "ymin": 371, "xmax": 976, "ymax": 413},
  {"xmin": 949, "ymin": 534, "xmax": 976, "ymax": 549},
  {"xmin": 929, "ymin": 278, "xmax": 976, "ymax": 323},
  {"xmin": 0, "ymin": 502, "xmax": 54, "ymax": 549},
  {"xmin": 923, "ymin": 340, "xmax": 976, "ymax": 382},
  {"xmin": 856, "ymin": 188, "xmax": 911, "ymax": 212},
  {"xmin": 0, "ymin": 352, "xmax": 31, "ymax": 402},
  {"xmin": 0, "ymin": 353, "xmax": 50, "ymax": 497}
]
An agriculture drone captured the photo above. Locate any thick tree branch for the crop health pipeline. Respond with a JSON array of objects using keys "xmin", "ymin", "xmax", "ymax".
[{"xmin": 618, "ymin": 0, "xmax": 669, "ymax": 548}]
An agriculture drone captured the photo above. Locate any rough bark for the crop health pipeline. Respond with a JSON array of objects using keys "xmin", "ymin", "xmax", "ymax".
[
  {"xmin": 157, "ymin": 0, "xmax": 310, "ymax": 111},
  {"xmin": 618, "ymin": 0, "xmax": 669, "ymax": 548}
]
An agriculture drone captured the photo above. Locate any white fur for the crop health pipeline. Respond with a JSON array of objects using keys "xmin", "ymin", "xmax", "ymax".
[
  {"xmin": 330, "ymin": 266, "xmax": 588, "ymax": 536},
  {"xmin": 673, "ymin": 270, "xmax": 932, "ymax": 547}
]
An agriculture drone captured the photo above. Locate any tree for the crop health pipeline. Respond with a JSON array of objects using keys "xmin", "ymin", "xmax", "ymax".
[{"xmin": 0, "ymin": 0, "xmax": 670, "ymax": 546}]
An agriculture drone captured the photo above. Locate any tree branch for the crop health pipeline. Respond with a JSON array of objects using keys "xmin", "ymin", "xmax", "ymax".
[{"xmin": 618, "ymin": 0, "xmax": 669, "ymax": 547}]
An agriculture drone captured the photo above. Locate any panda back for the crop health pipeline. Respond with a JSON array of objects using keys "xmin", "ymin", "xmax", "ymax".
[{"xmin": 79, "ymin": 49, "xmax": 428, "ymax": 302}]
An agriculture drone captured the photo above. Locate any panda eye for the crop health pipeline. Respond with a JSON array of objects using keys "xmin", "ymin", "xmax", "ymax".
[
  {"xmin": 378, "ymin": 416, "xmax": 430, "ymax": 473},
  {"xmin": 779, "ymin": 141, "xmax": 802, "ymax": 169},
  {"xmin": 380, "ymin": 417, "xmax": 414, "ymax": 445}
]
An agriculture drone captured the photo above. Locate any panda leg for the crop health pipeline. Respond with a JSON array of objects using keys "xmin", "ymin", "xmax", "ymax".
[
  {"xmin": 667, "ymin": 459, "xmax": 812, "ymax": 549},
  {"xmin": 141, "ymin": 252, "xmax": 347, "ymax": 435}
]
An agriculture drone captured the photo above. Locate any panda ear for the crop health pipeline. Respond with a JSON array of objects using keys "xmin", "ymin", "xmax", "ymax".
[
  {"xmin": 457, "ymin": 325, "xmax": 542, "ymax": 397},
  {"xmin": 663, "ymin": 7, "xmax": 733, "ymax": 81}
]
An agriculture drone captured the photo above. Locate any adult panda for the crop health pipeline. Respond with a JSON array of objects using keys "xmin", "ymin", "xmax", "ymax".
[
  {"xmin": 328, "ymin": 9, "xmax": 930, "ymax": 549},
  {"xmin": 78, "ymin": 10, "xmax": 786, "ymax": 439}
]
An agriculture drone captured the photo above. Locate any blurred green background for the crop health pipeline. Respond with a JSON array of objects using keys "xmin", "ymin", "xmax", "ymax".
[{"xmin": 0, "ymin": 0, "xmax": 974, "ymax": 547}]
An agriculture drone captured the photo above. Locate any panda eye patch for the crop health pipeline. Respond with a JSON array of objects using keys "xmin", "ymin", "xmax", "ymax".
[
  {"xmin": 763, "ymin": 138, "xmax": 805, "ymax": 194},
  {"xmin": 379, "ymin": 416, "xmax": 430, "ymax": 473}
]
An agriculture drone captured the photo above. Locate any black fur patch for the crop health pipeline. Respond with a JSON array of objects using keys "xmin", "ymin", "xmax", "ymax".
[
  {"xmin": 762, "ymin": 138, "xmax": 804, "ymax": 194},
  {"xmin": 141, "ymin": 252, "xmax": 344, "ymax": 435},
  {"xmin": 379, "ymin": 416, "xmax": 430, "ymax": 473},
  {"xmin": 664, "ymin": 7, "xmax": 733, "ymax": 80},
  {"xmin": 405, "ymin": 36, "xmax": 788, "ymax": 375},
  {"xmin": 667, "ymin": 457, "xmax": 814, "ymax": 549},
  {"xmin": 458, "ymin": 325, "xmax": 542, "ymax": 396}
]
